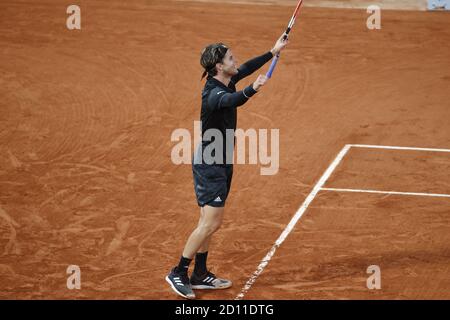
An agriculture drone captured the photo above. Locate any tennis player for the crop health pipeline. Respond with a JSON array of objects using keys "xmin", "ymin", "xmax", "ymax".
[{"xmin": 166, "ymin": 34, "xmax": 289, "ymax": 299}]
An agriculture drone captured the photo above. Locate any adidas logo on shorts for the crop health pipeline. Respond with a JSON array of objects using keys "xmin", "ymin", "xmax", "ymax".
[{"xmin": 213, "ymin": 196, "xmax": 222, "ymax": 202}]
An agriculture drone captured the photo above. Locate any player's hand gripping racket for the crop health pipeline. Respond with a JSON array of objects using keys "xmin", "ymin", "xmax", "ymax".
[{"xmin": 266, "ymin": 0, "xmax": 304, "ymax": 78}]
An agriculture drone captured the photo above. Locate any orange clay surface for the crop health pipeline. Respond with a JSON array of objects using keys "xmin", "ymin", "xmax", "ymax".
[{"xmin": 0, "ymin": 0, "xmax": 449, "ymax": 299}]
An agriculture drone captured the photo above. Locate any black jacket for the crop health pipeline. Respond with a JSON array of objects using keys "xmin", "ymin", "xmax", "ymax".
[{"xmin": 196, "ymin": 51, "xmax": 274, "ymax": 166}]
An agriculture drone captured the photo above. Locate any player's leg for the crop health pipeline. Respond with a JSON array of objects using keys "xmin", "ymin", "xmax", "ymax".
[
  {"xmin": 166, "ymin": 205, "xmax": 223, "ymax": 299},
  {"xmin": 167, "ymin": 164, "xmax": 232, "ymax": 298},
  {"xmin": 197, "ymin": 207, "xmax": 212, "ymax": 252},
  {"xmin": 182, "ymin": 205, "xmax": 224, "ymax": 259},
  {"xmin": 189, "ymin": 205, "xmax": 232, "ymax": 290},
  {"xmin": 193, "ymin": 207, "xmax": 214, "ymax": 277}
]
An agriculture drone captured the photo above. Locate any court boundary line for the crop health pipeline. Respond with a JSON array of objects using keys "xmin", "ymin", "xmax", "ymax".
[
  {"xmin": 321, "ymin": 187, "xmax": 450, "ymax": 198},
  {"xmin": 350, "ymin": 144, "xmax": 450, "ymax": 153},
  {"xmin": 235, "ymin": 143, "xmax": 450, "ymax": 300},
  {"xmin": 235, "ymin": 144, "xmax": 352, "ymax": 300}
]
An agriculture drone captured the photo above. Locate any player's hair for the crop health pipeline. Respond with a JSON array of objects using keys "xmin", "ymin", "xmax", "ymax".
[{"xmin": 200, "ymin": 43, "xmax": 228, "ymax": 79}]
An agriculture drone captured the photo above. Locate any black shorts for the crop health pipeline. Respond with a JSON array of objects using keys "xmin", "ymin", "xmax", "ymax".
[{"xmin": 192, "ymin": 164, "xmax": 233, "ymax": 207}]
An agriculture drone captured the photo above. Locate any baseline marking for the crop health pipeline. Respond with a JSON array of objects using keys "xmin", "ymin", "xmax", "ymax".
[
  {"xmin": 350, "ymin": 144, "xmax": 450, "ymax": 153},
  {"xmin": 235, "ymin": 144, "xmax": 352, "ymax": 300},
  {"xmin": 321, "ymin": 187, "xmax": 450, "ymax": 198}
]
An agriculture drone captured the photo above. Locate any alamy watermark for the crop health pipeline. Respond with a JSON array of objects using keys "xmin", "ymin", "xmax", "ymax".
[
  {"xmin": 66, "ymin": 5, "xmax": 81, "ymax": 30},
  {"xmin": 367, "ymin": 5, "xmax": 381, "ymax": 30},
  {"xmin": 366, "ymin": 265, "xmax": 381, "ymax": 290},
  {"xmin": 66, "ymin": 265, "xmax": 81, "ymax": 290},
  {"xmin": 171, "ymin": 121, "xmax": 279, "ymax": 175}
]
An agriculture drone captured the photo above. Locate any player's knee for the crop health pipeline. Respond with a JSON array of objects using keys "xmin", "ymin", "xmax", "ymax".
[{"xmin": 200, "ymin": 220, "xmax": 222, "ymax": 236}]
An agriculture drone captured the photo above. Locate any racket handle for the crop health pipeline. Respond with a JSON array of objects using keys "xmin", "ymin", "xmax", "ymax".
[
  {"xmin": 266, "ymin": 54, "xmax": 280, "ymax": 78},
  {"xmin": 283, "ymin": 28, "xmax": 291, "ymax": 40}
]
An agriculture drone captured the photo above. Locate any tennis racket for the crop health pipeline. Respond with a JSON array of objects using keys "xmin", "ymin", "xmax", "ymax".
[{"xmin": 266, "ymin": 0, "xmax": 304, "ymax": 78}]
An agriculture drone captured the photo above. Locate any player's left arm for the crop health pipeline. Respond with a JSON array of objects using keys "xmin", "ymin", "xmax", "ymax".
[
  {"xmin": 231, "ymin": 52, "xmax": 273, "ymax": 84},
  {"xmin": 231, "ymin": 34, "xmax": 289, "ymax": 84}
]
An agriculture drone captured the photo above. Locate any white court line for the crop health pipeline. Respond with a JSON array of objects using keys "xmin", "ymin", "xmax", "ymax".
[
  {"xmin": 321, "ymin": 187, "xmax": 450, "ymax": 198},
  {"xmin": 235, "ymin": 144, "xmax": 352, "ymax": 300},
  {"xmin": 350, "ymin": 144, "xmax": 450, "ymax": 153},
  {"xmin": 236, "ymin": 143, "xmax": 450, "ymax": 300}
]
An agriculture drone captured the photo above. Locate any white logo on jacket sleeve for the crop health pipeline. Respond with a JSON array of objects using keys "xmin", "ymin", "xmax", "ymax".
[{"xmin": 216, "ymin": 91, "xmax": 225, "ymax": 95}]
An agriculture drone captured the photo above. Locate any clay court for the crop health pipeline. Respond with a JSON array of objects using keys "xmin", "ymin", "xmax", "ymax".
[{"xmin": 0, "ymin": 0, "xmax": 449, "ymax": 299}]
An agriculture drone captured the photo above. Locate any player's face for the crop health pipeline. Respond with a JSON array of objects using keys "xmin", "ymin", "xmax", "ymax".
[{"xmin": 219, "ymin": 49, "xmax": 238, "ymax": 76}]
